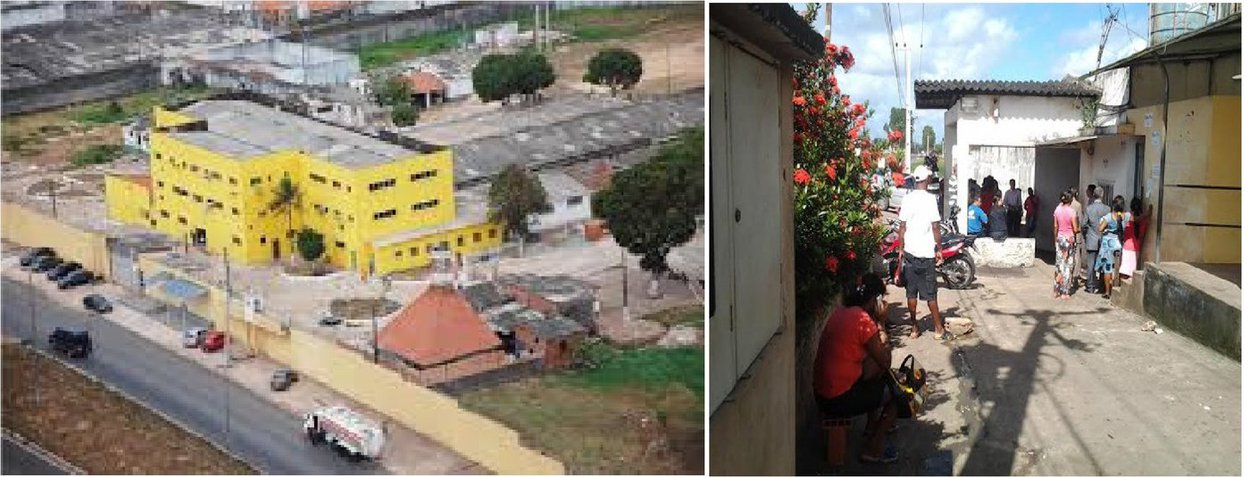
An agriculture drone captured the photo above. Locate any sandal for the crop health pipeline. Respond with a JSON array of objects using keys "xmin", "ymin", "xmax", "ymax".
[
  {"xmin": 860, "ymin": 445, "xmax": 899, "ymax": 464},
  {"xmin": 934, "ymin": 330, "xmax": 955, "ymax": 342}
]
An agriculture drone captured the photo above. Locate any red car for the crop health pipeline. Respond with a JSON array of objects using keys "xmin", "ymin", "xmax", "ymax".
[{"xmin": 200, "ymin": 331, "xmax": 226, "ymax": 352}]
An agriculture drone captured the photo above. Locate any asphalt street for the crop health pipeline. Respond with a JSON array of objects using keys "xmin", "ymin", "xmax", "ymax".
[
  {"xmin": 1, "ymin": 276, "xmax": 382, "ymax": 475},
  {"xmin": 2, "ymin": 434, "xmax": 68, "ymax": 475}
]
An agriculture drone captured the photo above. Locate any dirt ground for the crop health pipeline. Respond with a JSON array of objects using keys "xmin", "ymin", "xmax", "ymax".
[
  {"xmin": 0, "ymin": 343, "xmax": 255, "ymax": 475},
  {"xmin": 549, "ymin": 21, "xmax": 704, "ymax": 96}
]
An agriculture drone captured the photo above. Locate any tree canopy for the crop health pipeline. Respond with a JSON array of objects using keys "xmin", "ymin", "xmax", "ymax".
[
  {"xmin": 583, "ymin": 48, "xmax": 644, "ymax": 96},
  {"xmin": 296, "ymin": 228, "xmax": 326, "ymax": 262},
  {"xmin": 472, "ymin": 53, "xmax": 556, "ymax": 104},
  {"xmin": 592, "ymin": 127, "xmax": 703, "ymax": 275},
  {"xmin": 374, "ymin": 75, "xmax": 412, "ymax": 107},
  {"xmin": 921, "ymin": 125, "xmax": 936, "ymax": 151},
  {"xmin": 487, "ymin": 164, "xmax": 552, "ymax": 240},
  {"xmin": 391, "ymin": 102, "xmax": 417, "ymax": 127}
]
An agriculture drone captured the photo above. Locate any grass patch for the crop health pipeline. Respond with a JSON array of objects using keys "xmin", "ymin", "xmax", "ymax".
[
  {"xmin": 459, "ymin": 344, "xmax": 703, "ymax": 474},
  {"xmin": 70, "ymin": 144, "xmax": 123, "ymax": 167},
  {"xmin": 641, "ymin": 304, "xmax": 704, "ymax": 329},
  {"xmin": 520, "ymin": 4, "xmax": 703, "ymax": 42},
  {"xmin": 359, "ymin": 28, "xmax": 475, "ymax": 70}
]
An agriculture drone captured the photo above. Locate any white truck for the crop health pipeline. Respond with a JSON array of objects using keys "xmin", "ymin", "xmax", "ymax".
[{"xmin": 303, "ymin": 406, "xmax": 386, "ymax": 461}]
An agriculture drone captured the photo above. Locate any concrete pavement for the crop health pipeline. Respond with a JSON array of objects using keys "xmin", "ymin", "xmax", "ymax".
[
  {"xmin": 802, "ymin": 262, "xmax": 1241, "ymax": 475},
  {"xmin": 2, "ymin": 431, "xmax": 75, "ymax": 475}
]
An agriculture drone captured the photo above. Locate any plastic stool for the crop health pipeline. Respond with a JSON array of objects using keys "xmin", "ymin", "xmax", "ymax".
[{"xmin": 823, "ymin": 417, "xmax": 854, "ymax": 466}]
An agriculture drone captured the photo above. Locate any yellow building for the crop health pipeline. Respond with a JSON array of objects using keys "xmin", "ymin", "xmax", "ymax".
[{"xmin": 106, "ymin": 99, "xmax": 502, "ymax": 275}]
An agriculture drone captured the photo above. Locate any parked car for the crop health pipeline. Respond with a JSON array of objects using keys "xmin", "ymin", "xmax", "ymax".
[
  {"xmin": 200, "ymin": 330, "xmax": 226, "ymax": 352},
  {"xmin": 46, "ymin": 261, "xmax": 82, "ymax": 281},
  {"xmin": 317, "ymin": 314, "xmax": 343, "ymax": 326},
  {"xmin": 19, "ymin": 247, "xmax": 54, "ymax": 267},
  {"xmin": 57, "ymin": 270, "xmax": 94, "ymax": 289},
  {"xmin": 270, "ymin": 368, "xmax": 299, "ymax": 391},
  {"xmin": 32, "ymin": 256, "xmax": 63, "ymax": 273},
  {"xmin": 82, "ymin": 294, "xmax": 113, "ymax": 313},
  {"xmin": 48, "ymin": 327, "xmax": 92, "ymax": 359},
  {"xmin": 182, "ymin": 327, "xmax": 208, "ymax": 348}
]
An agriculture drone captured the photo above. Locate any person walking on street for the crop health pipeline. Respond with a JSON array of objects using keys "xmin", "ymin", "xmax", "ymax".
[
  {"xmin": 1053, "ymin": 190, "xmax": 1079, "ymax": 299},
  {"xmin": 1024, "ymin": 188, "xmax": 1039, "ymax": 237},
  {"xmin": 1120, "ymin": 197, "xmax": 1152, "ymax": 282},
  {"xmin": 1083, "ymin": 186, "xmax": 1111, "ymax": 294},
  {"xmin": 1096, "ymin": 197, "xmax": 1125, "ymax": 298},
  {"xmin": 898, "ymin": 165, "xmax": 952, "ymax": 341},
  {"xmin": 1069, "ymin": 187, "xmax": 1085, "ymax": 286},
  {"xmin": 1004, "ymin": 179, "xmax": 1023, "ymax": 237}
]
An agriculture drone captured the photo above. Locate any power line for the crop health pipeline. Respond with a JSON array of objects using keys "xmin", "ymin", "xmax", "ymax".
[{"xmin": 883, "ymin": 4, "xmax": 904, "ymax": 107}]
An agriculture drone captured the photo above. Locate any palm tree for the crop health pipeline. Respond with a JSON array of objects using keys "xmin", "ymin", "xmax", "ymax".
[{"xmin": 269, "ymin": 176, "xmax": 301, "ymax": 262}]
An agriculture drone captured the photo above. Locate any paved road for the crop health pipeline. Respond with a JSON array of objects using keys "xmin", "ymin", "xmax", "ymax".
[
  {"xmin": 1, "ymin": 277, "xmax": 383, "ymax": 475},
  {"xmin": 2, "ymin": 434, "xmax": 68, "ymax": 475}
]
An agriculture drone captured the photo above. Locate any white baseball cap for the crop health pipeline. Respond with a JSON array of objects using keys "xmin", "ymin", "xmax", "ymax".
[{"xmin": 912, "ymin": 164, "xmax": 933, "ymax": 182}]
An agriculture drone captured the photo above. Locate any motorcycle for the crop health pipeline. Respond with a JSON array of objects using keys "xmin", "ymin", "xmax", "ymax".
[{"xmin": 880, "ymin": 219, "xmax": 978, "ymax": 290}]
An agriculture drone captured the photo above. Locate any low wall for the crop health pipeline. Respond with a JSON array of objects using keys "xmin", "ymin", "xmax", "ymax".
[
  {"xmin": 1143, "ymin": 262, "xmax": 1240, "ymax": 360},
  {"xmin": 967, "ymin": 238, "xmax": 1035, "ymax": 268},
  {"xmin": 137, "ymin": 258, "xmax": 564, "ymax": 475},
  {"xmin": 1, "ymin": 202, "xmax": 110, "ymax": 279}
]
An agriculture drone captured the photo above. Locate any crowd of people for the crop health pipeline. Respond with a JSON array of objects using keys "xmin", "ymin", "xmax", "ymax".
[
  {"xmin": 1052, "ymin": 184, "xmax": 1152, "ymax": 299},
  {"xmin": 966, "ymin": 176, "xmax": 1040, "ymax": 241}
]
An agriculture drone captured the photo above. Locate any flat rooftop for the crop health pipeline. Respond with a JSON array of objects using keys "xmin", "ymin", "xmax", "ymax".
[{"xmin": 170, "ymin": 100, "xmax": 420, "ymax": 168}]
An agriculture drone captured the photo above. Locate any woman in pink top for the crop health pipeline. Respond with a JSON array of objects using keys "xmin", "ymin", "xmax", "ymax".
[{"xmin": 1052, "ymin": 190, "xmax": 1080, "ymax": 299}]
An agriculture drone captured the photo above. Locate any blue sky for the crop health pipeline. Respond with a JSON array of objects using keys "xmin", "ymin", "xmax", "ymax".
[{"xmin": 793, "ymin": 3, "xmax": 1150, "ymax": 144}]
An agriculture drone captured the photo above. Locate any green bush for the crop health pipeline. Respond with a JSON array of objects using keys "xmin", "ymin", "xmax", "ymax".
[
  {"xmin": 564, "ymin": 344, "xmax": 703, "ymax": 396},
  {"xmin": 70, "ymin": 145, "xmax": 123, "ymax": 167},
  {"xmin": 391, "ymin": 103, "xmax": 417, "ymax": 126},
  {"xmin": 74, "ymin": 101, "xmax": 127, "ymax": 125},
  {"xmin": 296, "ymin": 227, "xmax": 325, "ymax": 262}
]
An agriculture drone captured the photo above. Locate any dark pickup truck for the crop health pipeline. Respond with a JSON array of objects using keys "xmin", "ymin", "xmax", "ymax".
[{"xmin": 48, "ymin": 327, "xmax": 92, "ymax": 359}]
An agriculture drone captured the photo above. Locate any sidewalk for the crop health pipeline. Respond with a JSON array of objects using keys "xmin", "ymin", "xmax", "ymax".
[
  {"xmin": 1, "ymin": 261, "xmax": 485, "ymax": 475},
  {"xmin": 801, "ymin": 262, "xmax": 1241, "ymax": 475}
]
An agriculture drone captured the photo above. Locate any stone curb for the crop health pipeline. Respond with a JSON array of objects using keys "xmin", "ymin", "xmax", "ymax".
[
  {"xmin": 2, "ymin": 427, "xmax": 86, "ymax": 475},
  {"xmin": 21, "ymin": 344, "xmax": 261, "ymax": 474}
]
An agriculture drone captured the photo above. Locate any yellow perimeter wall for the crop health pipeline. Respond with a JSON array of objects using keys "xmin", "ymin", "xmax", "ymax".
[
  {"xmin": 1, "ymin": 202, "xmax": 110, "ymax": 278},
  {"xmin": 1126, "ymin": 94, "xmax": 1240, "ymax": 264},
  {"xmin": 139, "ymin": 256, "xmax": 563, "ymax": 475}
]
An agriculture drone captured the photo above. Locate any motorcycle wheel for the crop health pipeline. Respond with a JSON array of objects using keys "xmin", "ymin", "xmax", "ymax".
[{"xmin": 942, "ymin": 255, "xmax": 976, "ymax": 290}]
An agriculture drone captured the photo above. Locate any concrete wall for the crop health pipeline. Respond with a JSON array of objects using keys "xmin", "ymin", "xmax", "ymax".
[
  {"xmin": 138, "ymin": 257, "xmax": 564, "ymax": 474},
  {"xmin": 1125, "ymin": 94, "xmax": 1240, "ymax": 264},
  {"xmin": 1, "ymin": 63, "xmax": 161, "ymax": 116},
  {"xmin": 2, "ymin": 2, "xmax": 67, "ymax": 31},
  {"xmin": 1079, "ymin": 135, "xmax": 1142, "ymax": 204},
  {"xmin": 1, "ymin": 202, "xmax": 111, "ymax": 279},
  {"xmin": 1143, "ymin": 262, "xmax": 1240, "ymax": 360},
  {"xmin": 289, "ymin": 4, "xmax": 519, "ymax": 53}
]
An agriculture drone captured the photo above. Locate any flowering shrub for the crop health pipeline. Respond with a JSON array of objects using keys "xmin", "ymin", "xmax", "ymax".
[{"xmin": 792, "ymin": 4, "xmax": 891, "ymax": 321}]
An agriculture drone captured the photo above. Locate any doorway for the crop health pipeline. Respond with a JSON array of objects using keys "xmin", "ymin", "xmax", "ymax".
[
  {"xmin": 1034, "ymin": 147, "xmax": 1082, "ymax": 258},
  {"xmin": 272, "ymin": 239, "xmax": 281, "ymax": 260}
]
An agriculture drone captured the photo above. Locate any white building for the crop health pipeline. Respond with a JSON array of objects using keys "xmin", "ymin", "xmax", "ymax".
[
  {"xmin": 165, "ymin": 40, "xmax": 360, "ymax": 92},
  {"xmin": 528, "ymin": 172, "xmax": 593, "ymax": 236},
  {"xmin": 915, "ymin": 79, "xmax": 1102, "ymax": 249},
  {"xmin": 122, "ymin": 115, "xmax": 151, "ymax": 153}
]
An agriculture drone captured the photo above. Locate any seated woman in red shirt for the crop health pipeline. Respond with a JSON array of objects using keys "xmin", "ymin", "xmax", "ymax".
[{"xmin": 813, "ymin": 274, "xmax": 900, "ymax": 464}]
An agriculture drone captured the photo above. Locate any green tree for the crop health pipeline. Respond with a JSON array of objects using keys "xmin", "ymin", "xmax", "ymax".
[
  {"xmin": 487, "ymin": 164, "xmax": 552, "ymax": 254},
  {"xmin": 296, "ymin": 227, "xmax": 326, "ymax": 262},
  {"xmin": 515, "ymin": 53, "xmax": 556, "ymax": 102},
  {"xmin": 391, "ymin": 102, "xmax": 417, "ymax": 126},
  {"xmin": 70, "ymin": 144, "xmax": 124, "ymax": 167},
  {"xmin": 583, "ymin": 48, "xmax": 644, "ymax": 97},
  {"xmin": 592, "ymin": 127, "xmax": 703, "ymax": 298},
  {"xmin": 921, "ymin": 125, "xmax": 936, "ymax": 152},
  {"xmin": 374, "ymin": 75, "xmax": 412, "ymax": 106},
  {"xmin": 268, "ymin": 176, "xmax": 301, "ymax": 261},
  {"xmin": 472, "ymin": 54, "xmax": 514, "ymax": 103}
]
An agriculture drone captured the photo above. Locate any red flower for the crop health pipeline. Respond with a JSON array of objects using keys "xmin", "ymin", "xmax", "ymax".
[
  {"xmin": 845, "ymin": 250, "xmax": 857, "ymax": 261},
  {"xmin": 794, "ymin": 132, "xmax": 803, "ymax": 143},
  {"xmin": 794, "ymin": 168, "xmax": 812, "ymax": 185},
  {"xmin": 829, "ymin": 76, "xmax": 838, "ymax": 88},
  {"xmin": 826, "ymin": 256, "xmax": 840, "ymax": 273},
  {"xmin": 814, "ymin": 93, "xmax": 826, "ymax": 106},
  {"xmin": 826, "ymin": 43, "xmax": 838, "ymax": 56},
  {"xmin": 792, "ymin": 77, "xmax": 799, "ymax": 89},
  {"xmin": 853, "ymin": 103, "xmax": 866, "ymax": 116},
  {"xmin": 849, "ymin": 127, "xmax": 859, "ymax": 140},
  {"xmin": 793, "ymin": 95, "xmax": 807, "ymax": 107},
  {"xmin": 825, "ymin": 163, "xmax": 837, "ymax": 182},
  {"xmin": 840, "ymin": 45, "xmax": 850, "ymax": 57},
  {"xmin": 888, "ymin": 129, "xmax": 903, "ymax": 142},
  {"xmin": 842, "ymin": 96, "xmax": 851, "ymax": 107}
]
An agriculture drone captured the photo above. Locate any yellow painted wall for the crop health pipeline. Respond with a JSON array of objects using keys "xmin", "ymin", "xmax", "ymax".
[
  {"xmin": 1126, "ymin": 94, "xmax": 1240, "ymax": 264},
  {"xmin": 128, "ymin": 107, "xmax": 492, "ymax": 276},
  {"xmin": 104, "ymin": 175, "xmax": 152, "ymax": 227},
  {"xmin": 138, "ymin": 257, "xmax": 564, "ymax": 475},
  {"xmin": 152, "ymin": 107, "xmax": 200, "ymax": 128},
  {"xmin": 373, "ymin": 221, "xmax": 503, "ymax": 275},
  {"xmin": 1, "ymin": 202, "xmax": 110, "ymax": 278}
]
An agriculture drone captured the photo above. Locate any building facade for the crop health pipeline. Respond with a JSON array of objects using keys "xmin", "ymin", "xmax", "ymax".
[{"xmin": 105, "ymin": 98, "xmax": 501, "ymax": 275}]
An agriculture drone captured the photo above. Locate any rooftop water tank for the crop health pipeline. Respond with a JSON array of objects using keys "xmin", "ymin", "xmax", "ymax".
[{"xmin": 1149, "ymin": 3, "xmax": 1211, "ymax": 45}]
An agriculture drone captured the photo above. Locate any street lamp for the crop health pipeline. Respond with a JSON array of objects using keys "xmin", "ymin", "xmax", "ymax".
[{"xmin": 370, "ymin": 275, "xmax": 392, "ymax": 364}]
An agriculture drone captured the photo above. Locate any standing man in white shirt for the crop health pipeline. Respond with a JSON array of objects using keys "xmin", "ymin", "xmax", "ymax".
[
  {"xmin": 1004, "ymin": 179, "xmax": 1023, "ymax": 237},
  {"xmin": 897, "ymin": 165, "xmax": 952, "ymax": 341}
]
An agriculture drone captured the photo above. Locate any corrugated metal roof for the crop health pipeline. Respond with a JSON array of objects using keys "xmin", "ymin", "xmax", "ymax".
[{"xmin": 914, "ymin": 80, "xmax": 1101, "ymax": 109}]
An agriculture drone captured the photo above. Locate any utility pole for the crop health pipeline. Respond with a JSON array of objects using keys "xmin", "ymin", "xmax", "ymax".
[
  {"xmin": 533, "ymin": 4, "xmax": 539, "ymax": 50},
  {"xmin": 621, "ymin": 248, "xmax": 629, "ymax": 322},
  {"xmin": 222, "ymin": 246, "xmax": 232, "ymax": 450},
  {"xmin": 825, "ymin": 3, "xmax": 832, "ymax": 40},
  {"xmin": 28, "ymin": 269, "xmax": 39, "ymax": 407},
  {"xmin": 49, "ymin": 180, "xmax": 58, "ymax": 219},
  {"xmin": 902, "ymin": 41, "xmax": 913, "ymax": 168}
]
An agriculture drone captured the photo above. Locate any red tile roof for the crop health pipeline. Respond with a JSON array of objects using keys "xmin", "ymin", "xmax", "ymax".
[
  {"xmin": 378, "ymin": 285, "xmax": 502, "ymax": 367},
  {"xmin": 117, "ymin": 174, "xmax": 152, "ymax": 191},
  {"xmin": 405, "ymin": 72, "xmax": 448, "ymax": 94}
]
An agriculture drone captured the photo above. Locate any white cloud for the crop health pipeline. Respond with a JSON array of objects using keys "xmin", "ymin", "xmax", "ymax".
[
  {"xmin": 1050, "ymin": 12, "xmax": 1149, "ymax": 77},
  {"xmin": 827, "ymin": 5, "xmax": 1020, "ymax": 142}
]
